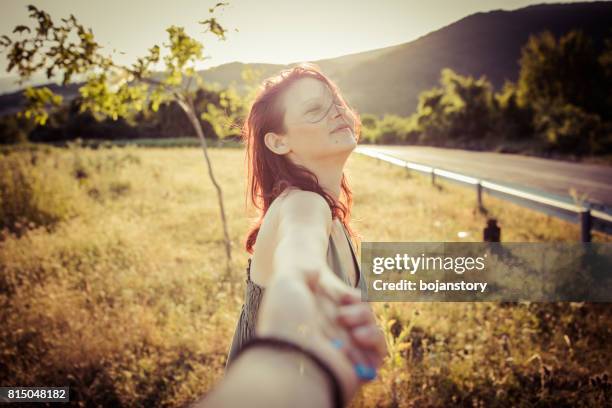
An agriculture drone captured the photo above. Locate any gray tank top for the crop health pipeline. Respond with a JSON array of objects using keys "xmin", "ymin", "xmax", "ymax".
[{"xmin": 225, "ymin": 223, "xmax": 367, "ymax": 369}]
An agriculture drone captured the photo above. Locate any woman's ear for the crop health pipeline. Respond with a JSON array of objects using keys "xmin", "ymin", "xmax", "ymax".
[{"xmin": 264, "ymin": 132, "xmax": 291, "ymax": 155}]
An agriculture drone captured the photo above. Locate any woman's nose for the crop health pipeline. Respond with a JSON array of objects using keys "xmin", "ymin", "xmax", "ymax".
[{"xmin": 331, "ymin": 103, "xmax": 346, "ymax": 119}]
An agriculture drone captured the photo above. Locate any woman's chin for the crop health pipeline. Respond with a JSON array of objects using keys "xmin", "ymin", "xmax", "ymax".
[
  {"xmin": 330, "ymin": 130, "xmax": 357, "ymax": 144},
  {"xmin": 344, "ymin": 132, "xmax": 358, "ymax": 149},
  {"xmin": 328, "ymin": 137, "xmax": 357, "ymax": 157}
]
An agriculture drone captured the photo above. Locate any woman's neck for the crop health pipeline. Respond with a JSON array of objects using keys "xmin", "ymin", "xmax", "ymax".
[
  {"xmin": 288, "ymin": 153, "xmax": 349, "ymax": 201},
  {"xmin": 311, "ymin": 161, "xmax": 343, "ymax": 201}
]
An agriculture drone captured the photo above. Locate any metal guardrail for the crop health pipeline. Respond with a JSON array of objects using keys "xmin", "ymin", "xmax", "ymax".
[{"xmin": 356, "ymin": 147, "xmax": 612, "ymax": 242}]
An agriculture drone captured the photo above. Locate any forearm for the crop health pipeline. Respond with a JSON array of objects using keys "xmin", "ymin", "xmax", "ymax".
[
  {"xmin": 273, "ymin": 230, "xmax": 329, "ymax": 278},
  {"xmin": 199, "ymin": 348, "xmax": 332, "ymax": 408}
]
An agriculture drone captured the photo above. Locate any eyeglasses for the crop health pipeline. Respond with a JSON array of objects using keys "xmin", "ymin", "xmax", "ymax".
[{"xmin": 301, "ymin": 93, "xmax": 348, "ymax": 124}]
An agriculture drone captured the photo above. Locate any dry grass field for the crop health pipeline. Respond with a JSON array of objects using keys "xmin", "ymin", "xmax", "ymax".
[{"xmin": 1, "ymin": 145, "xmax": 610, "ymax": 407}]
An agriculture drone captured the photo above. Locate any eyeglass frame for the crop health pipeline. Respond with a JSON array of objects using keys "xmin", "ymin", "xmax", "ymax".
[{"xmin": 286, "ymin": 91, "xmax": 351, "ymax": 126}]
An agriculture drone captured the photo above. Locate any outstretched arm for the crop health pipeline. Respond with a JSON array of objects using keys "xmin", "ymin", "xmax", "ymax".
[
  {"xmin": 197, "ymin": 265, "xmax": 386, "ymax": 408},
  {"xmin": 273, "ymin": 189, "xmax": 333, "ymax": 282},
  {"xmin": 202, "ymin": 346, "xmax": 334, "ymax": 408}
]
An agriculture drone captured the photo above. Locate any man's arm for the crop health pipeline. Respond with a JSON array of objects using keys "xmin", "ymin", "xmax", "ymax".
[{"xmin": 199, "ymin": 347, "xmax": 333, "ymax": 408}]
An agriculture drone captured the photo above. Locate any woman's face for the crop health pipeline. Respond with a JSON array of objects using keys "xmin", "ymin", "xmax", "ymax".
[{"xmin": 265, "ymin": 77, "xmax": 357, "ymax": 163}]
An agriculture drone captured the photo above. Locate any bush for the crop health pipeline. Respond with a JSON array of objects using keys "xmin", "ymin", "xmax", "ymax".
[
  {"xmin": 413, "ymin": 69, "xmax": 497, "ymax": 145},
  {"xmin": 359, "ymin": 114, "xmax": 418, "ymax": 145},
  {"xmin": 359, "ymin": 113, "xmax": 379, "ymax": 144},
  {"xmin": 0, "ymin": 114, "xmax": 33, "ymax": 144},
  {"xmin": 0, "ymin": 150, "xmax": 79, "ymax": 234},
  {"xmin": 534, "ymin": 102, "xmax": 606, "ymax": 156},
  {"xmin": 494, "ymin": 82, "xmax": 535, "ymax": 141},
  {"xmin": 0, "ymin": 144, "xmax": 141, "ymax": 235}
]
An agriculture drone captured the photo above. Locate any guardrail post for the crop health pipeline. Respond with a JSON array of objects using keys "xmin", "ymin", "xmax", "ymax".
[
  {"xmin": 476, "ymin": 181, "xmax": 483, "ymax": 209},
  {"xmin": 483, "ymin": 218, "xmax": 501, "ymax": 242},
  {"xmin": 580, "ymin": 209, "xmax": 592, "ymax": 242},
  {"xmin": 431, "ymin": 170, "xmax": 436, "ymax": 185}
]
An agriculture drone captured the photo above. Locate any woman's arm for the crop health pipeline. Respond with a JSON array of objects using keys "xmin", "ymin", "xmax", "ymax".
[
  {"xmin": 273, "ymin": 190, "xmax": 356, "ymax": 303},
  {"xmin": 271, "ymin": 189, "xmax": 381, "ymax": 369},
  {"xmin": 273, "ymin": 189, "xmax": 333, "ymax": 282}
]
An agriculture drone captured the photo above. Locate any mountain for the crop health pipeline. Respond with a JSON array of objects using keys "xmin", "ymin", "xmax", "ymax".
[
  {"xmin": 333, "ymin": 1, "xmax": 612, "ymax": 115},
  {"xmin": 1, "ymin": 2, "xmax": 611, "ymax": 116},
  {"xmin": 202, "ymin": 1, "xmax": 612, "ymax": 115}
]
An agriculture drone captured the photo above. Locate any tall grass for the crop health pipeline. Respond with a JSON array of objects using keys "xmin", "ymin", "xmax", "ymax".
[{"xmin": 0, "ymin": 146, "xmax": 610, "ymax": 406}]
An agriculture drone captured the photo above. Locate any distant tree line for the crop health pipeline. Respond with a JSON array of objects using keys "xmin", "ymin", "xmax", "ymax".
[
  {"xmin": 360, "ymin": 30, "xmax": 612, "ymax": 158},
  {"xmin": 0, "ymin": 85, "xmax": 244, "ymax": 145},
  {"xmin": 2, "ymin": 29, "xmax": 611, "ymax": 158}
]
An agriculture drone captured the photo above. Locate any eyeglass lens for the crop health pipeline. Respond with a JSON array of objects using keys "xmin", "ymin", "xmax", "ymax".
[{"xmin": 303, "ymin": 91, "xmax": 346, "ymax": 123}]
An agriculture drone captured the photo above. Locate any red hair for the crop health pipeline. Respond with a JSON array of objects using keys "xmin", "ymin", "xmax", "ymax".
[{"xmin": 242, "ymin": 63, "xmax": 361, "ymax": 254}]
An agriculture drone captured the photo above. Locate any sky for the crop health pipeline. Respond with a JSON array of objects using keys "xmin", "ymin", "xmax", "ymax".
[{"xmin": 0, "ymin": 0, "xmax": 583, "ymax": 84}]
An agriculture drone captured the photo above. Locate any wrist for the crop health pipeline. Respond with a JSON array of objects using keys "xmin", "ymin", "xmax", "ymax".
[{"xmin": 238, "ymin": 347, "xmax": 334, "ymax": 408}]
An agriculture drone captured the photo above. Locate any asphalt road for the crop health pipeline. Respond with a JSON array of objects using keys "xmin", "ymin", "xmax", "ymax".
[{"xmin": 359, "ymin": 145, "xmax": 612, "ymax": 209}]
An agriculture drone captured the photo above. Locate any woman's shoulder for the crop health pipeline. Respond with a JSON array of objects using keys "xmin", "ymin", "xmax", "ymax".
[
  {"xmin": 249, "ymin": 187, "xmax": 334, "ymax": 286},
  {"xmin": 264, "ymin": 187, "xmax": 332, "ymax": 238},
  {"xmin": 256, "ymin": 187, "xmax": 304, "ymax": 240},
  {"xmin": 275, "ymin": 187, "xmax": 332, "ymax": 219}
]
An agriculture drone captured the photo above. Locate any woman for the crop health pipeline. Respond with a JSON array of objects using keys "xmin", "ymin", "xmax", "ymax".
[{"xmin": 226, "ymin": 63, "xmax": 384, "ymax": 373}]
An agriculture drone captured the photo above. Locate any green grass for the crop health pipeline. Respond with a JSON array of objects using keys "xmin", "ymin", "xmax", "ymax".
[{"xmin": 1, "ymin": 146, "xmax": 610, "ymax": 407}]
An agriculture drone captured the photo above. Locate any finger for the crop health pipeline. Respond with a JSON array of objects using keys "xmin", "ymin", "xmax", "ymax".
[
  {"xmin": 339, "ymin": 290, "xmax": 361, "ymax": 305},
  {"xmin": 312, "ymin": 334, "xmax": 360, "ymax": 403},
  {"xmin": 317, "ymin": 293, "xmax": 374, "ymax": 375},
  {"xmin": 320, "ymin": 312, "xmax": 380, "ymax": 380},
  {"xmin": 318, "ymin": 270, "xmax": 360, "ymax": 305},
  {"xmin": 329, "ymin": 337, "xmax": 381, "ymax": 371},
  {"xmin": 337, "ymin": 303, "xmax": 377, "ymax": 328},
  {"xmin": 351, "ymin": 324, "xmax": 388, "ymax": 361},
  {"xmin": 324, "ymin": 321, "xmax": 377, "ymax": 382},
  {"xmin": 318, "ymin": 296, "xmax": 353, "ymax": 353},
  {"xmin": 353, "ymin": 329, "xmax": 386, "ymax": 369}
]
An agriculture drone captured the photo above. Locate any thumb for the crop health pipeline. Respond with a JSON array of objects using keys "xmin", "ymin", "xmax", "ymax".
[
  {"xmin": 303, "ymin": 267, "xmax": 321, "ymax": 293},
  {"xmin": 318, "ymin": 267, "xmax": 361, "ymax": 304}
]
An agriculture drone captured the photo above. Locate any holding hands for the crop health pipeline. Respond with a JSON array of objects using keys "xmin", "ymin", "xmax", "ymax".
[
  {"xmin": 200, "ymin": 265, "xmax": 386, "ymax": 408},
  {"xmin": 257, "ymin": 266, "xmax": 387, "ymax": 405}
]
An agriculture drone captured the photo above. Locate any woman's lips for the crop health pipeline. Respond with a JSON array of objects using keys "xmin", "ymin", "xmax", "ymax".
[{"xmin": 331, "ymin": 125, "xmax": 351, "ymax": 134}]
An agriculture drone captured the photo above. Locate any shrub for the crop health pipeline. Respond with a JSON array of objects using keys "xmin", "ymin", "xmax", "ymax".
[
  {"xmin": 534, "ymin": 102, "xmax": 605, "ymax": 156},
  {"xmin": 0, "ymin": 150, "xmax": 80, "ymax": 233},
  {"xmin": 0, "ymin": 114, "xmax": 33, "ymax": 144}
]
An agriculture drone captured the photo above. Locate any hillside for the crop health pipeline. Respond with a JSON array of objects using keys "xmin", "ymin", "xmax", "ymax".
[
  {"xmin": 330, "ymin": 1, "xmax": 612, "ymax": 114},
  {"xmin": 1, "ymin": 1, "xmax": 611, "ymax": 116}
]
